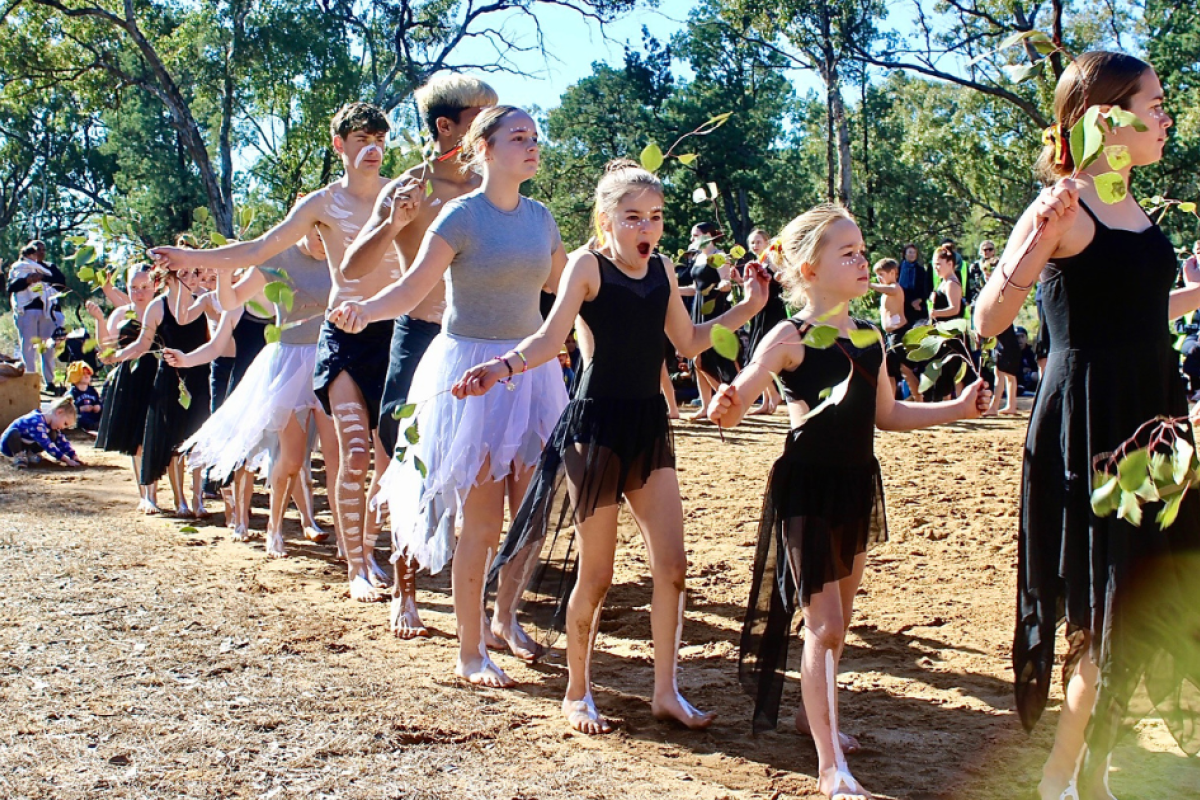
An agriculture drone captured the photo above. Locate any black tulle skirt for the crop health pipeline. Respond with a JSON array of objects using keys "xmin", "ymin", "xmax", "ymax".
[
  {"xmin": 140, "ymin": 363, "xmax": 211, "ymax": 484},
  {"xmin": 486, "ymin": 394, "xmax": 675, "ymax": 644},
  {"xmin": 95, "ymin": 354, "xmax": 156, "ymax": 456},
  {"xmin": 739, "ymin": 437, "xmax": 888, "ymax": 732}
]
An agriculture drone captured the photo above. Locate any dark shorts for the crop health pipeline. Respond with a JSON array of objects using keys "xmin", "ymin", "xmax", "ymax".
[
  {"xmin": 378, "ymin": 316, "xmax": 441, "ymax": 455},
  {"xmin": 313, "ymin": 320, "xmax": 393, "ymax": 430}
]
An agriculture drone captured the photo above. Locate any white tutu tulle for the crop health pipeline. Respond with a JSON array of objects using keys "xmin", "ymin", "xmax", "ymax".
[
  {"xmin": 183, "ymin": 342, "xmax": 320, "ymax": 482},
  {"xmin": 377, "ymin": 332, "xmax": 569, "ymax": 574}
]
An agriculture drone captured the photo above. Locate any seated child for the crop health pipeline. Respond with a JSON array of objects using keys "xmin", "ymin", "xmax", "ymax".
[
  {"xmin": 1, "ymin": 396, "xmax": 83, "ymax": 468},
  {"xmin": 67, "ymin": 361, "xmax": 102, "ymax": 433}
]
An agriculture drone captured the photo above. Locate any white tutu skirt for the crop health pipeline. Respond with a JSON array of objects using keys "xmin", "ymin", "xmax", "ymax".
[
  {"xmin": 183, "ymin": 342, "xmax": 320, "ymax": 482},
  {"xmin": 377, "ymin": 332, "xmax": 569, "ymax": 574}
]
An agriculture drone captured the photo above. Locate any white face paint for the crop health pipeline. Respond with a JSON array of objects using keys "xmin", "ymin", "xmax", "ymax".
[{"xmin": 354, "ymin": 144, "xmax": 383, "ymax": 170}]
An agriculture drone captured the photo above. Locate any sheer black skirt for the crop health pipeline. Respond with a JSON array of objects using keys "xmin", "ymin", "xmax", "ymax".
[
  {"xmin": 486, "ymin": 394, "xmax": 674, "ymax": 645},
  {"xmin": 740, "ymin": 441, "xmax": 887, "ymax": 732}
]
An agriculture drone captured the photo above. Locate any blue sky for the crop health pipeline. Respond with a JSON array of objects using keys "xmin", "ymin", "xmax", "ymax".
[{"xmin": 445, "ymin": 0, "xmax": 827, "ymax": 112}]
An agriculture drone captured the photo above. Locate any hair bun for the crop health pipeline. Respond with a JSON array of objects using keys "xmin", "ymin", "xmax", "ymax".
[{"xmin": 603, "ymin": 158, "xmax": 641, "ymax": 173}]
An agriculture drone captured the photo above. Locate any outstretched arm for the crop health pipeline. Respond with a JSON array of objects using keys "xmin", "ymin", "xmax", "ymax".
[
  {"xmin": 452, "ymin": 252, "xmax": 597, "ymax": 398},
  {"xmin": 163, "ymin": 308, "xmax": 242, "ymax": 369},
  {"xmin": 870, "ymin": 283, "xmax": 901, "ymax": 296},
  {"xmin": 106, "ymin": 299, "xmax": 163, "ymax": 364},
  {"xmin": 341, "ymin": 175, "xmax": 422, "ymax": 280},
  {"xmin": 149, "ymin": 195, "xmax": 322, "ymax": 272},
  {"xmin": 875, "ymin": 358, "xmax": 990, "ymax": 431},
  {"xmin": 327, "ymin": 231, "xmax": 454, "ymax": 332},
  {"xmin": 216, "ymin": 267, "xmax": 267, "ymax": 314},
  {"xmin": 707, "ymin": 321, "xmax": 802, "ymax": 428},
  {"xmin": 663, "ymin": 258, "xmax": 769, "ymax": 358}
]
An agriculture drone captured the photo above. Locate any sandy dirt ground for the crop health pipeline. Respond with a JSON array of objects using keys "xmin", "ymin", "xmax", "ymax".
[{"xmin": 1, "ymin": 405, "xmax": 1196, "ymax": 799}]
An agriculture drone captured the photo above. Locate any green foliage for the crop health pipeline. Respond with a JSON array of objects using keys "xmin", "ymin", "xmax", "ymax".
[{"xmin": 1091, "ymin": 418, "xmax": 1199, "ymax": 530}]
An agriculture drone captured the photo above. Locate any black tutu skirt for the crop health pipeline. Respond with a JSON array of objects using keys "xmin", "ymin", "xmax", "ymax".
[
  {"xmin": 95, "ymin": 354, "xmax": 156, "ymax": 456},
  {"xmin": 740, "ymin": 437, "xmax": 888, "ymax": 732},
  {"xmin": 486, "ymin": 394, "xmax": 675, "ymax": 644},
  {"xmin": 140, "ymin": 362, "xmax": 211, "ymax": 484}
]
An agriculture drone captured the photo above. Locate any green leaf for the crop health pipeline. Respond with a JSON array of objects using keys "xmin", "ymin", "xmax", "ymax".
[
  {"xmin": 1000, "ymin": 30, "xmax": 1049, "ymax": 50},
  {"xmin": 692, "ymin": 187, "xmax": 708, "ymax": 203},
  {"xmin": 1003, "ymin": 61, "xmax": 1044, "ymax": 83},
  {"xmin": 238, "ymin": 207, "xmax": 255, "ymax": 230},
  {"xmin": 66, "ymin": 234, "xmax": 87, "ymax": 246},
  {"xmin": 902, "ymin": 325, "xmax": 934, "ymax": 346},
  {"xmin": 1090, "ymin": 475, "xmax": 1120, "ymax": 517},
  {"xmin": 955, "ymin": 361, "xmax": 969, "ymax": 384},
  {"xmin": 798, "ymin": 371, "xmax": 852, "ymax": 423},
  {"xmin": 703, "ymin": 112, "xmax": 733, "ymax": 128},
  {"xmin": 391, "ymin": 403, "xmax": 417, "ymax": 421},
  {"xmin": 194, "ymin": 206, "xmax": 210, "ymax": 224},
  {"xmin": 264, "ymin": 324, "xmax": 281, "ymax": 344},
  {"xmin": 1180, "ymin": 202, "xmax": 1197, "ymax": 214},
  {"xmin": 246, "ymin": 300, "xmax": 271, "ymax": 318},
  {"xmin": 1094, "ymin": 172, "xmax": 1128, "ymax": 205},
  {"xmin": 77, "ymin": 266, "xmax": 95, "ymax": 283},
  {"xmin": 676, "ymin": 153, "xmax": 698, "ymax": 166},
  {"xmin": 710, "ymin": 253, "xmax": 727, "ymax": 269},
  {"xmin": 1116, "ymin": 448, "xmax": 1150, "ymax": 492},
  {"xmin": 1150, "ymin": 452, "xmax": 1173, "ymax": 485},
  {"xmin": 403, "ymin": 421, "xmax": 420, "ymax": 445},
  {"xmin": 710, "ymin": 324, "xmax": 740, "ymax": 360},
  {"xmin": 210, "ymin": 232, "xmax": 228, "ymax": 247},
  {"xmin": 424, "ymin": 180, "xmax": 434, "ymax": 197},
  {"xmin": 74, "ymin": 245, "xmax": 97, "ymax": 266},
  {"xmin": 981, "ymin": 337, "xmax": 998, "ymax": 351},
  {"xmin": 1116, "ymin": 490, "xmax": 1143, "ymax": 526},
  {"xmin": 82, "ymin": 337, "xmax": 97, "ymax": 354},
  {"xmin": 1104, "ymin": 108, "xmax": 1148, "ymax": 132},
  {"xmin": 802, "ymin": 324, "xmax": 839, "ymax": 350},
  {"xmin": 1104, "ymin": 145, "xmax": 1131, "ymax": 171},
  {"xmin": 413, "ymin": 456, "xmax": 428, "ymax": 479},
  {"xmin": 938, "ymin": 318, "xmax": 970, "ymax": 336},
  {"xmin": 1173, "ymin": 437, "xmax": 1194, "ymax": 484},
  {"xmin": 99, "ymin": 347, "xmax": 116, "ymax": 360},
  {"xmin": 847, "ymin": 327, "xmax": 880, "ymax": 348},
  {"xmin": 818, "ymin": 386, "xmax": 833, "ymax": 400},
  {"xmin": 179, "ymin": 525, "xmax": 199, "ymax": 534},
  {"xmin": 125, "ymin": 308, "xmax": 137, "ymax": 321},
  {"xmin": 178, "ymin": 380, "xmax": 192, "ymax": 410},
  {"xmin": 1156, "ymin": 486, "xmax": 1187, "ymax": 530},
  {"xmin": 700, "ymin": 299, "xmax": 716, "ymax": 316},
  {"xmin": 729, "ymin": 245, "xmax": 746, "ymax": 260},
  {"xmin": 395, "ymin": 446, "xmax": 407, "ymax": 462},
  {"xmin": 1069, "ymin": 106, "xmax": 1104, "ymax": 170},
  {"xmin": 640, "ymin": 143, "xmax": 664, "ymax": 173}
]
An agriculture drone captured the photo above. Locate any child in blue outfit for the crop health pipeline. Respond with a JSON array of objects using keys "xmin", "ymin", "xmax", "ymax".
[
  {"xmin": 1, "ymin": 396, "xmax": 82, "ymax": 468},
  {"xmin": 67, "ymin": 361, "xmax": 103, "ymax": 433}
]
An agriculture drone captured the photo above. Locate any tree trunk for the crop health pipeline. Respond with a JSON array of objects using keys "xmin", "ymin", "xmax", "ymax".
[{"xmin": 828, "ymin": 71, "xmax": 853, "ymax": 209}]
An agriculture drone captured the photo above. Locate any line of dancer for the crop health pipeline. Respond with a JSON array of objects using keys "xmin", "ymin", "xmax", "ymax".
[{"xmin": 73, "ymin": 49, "xmax": 1199, "ymax": 800}]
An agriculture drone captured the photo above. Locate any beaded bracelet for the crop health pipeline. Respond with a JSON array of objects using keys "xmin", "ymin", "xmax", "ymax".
[
  {"xmin": 491, "ymin": 355, "xmax": 514, "ymax": 385},
  {"xmin": 512, "ymin": 350, "xmax": 529, "ymax": 374}
]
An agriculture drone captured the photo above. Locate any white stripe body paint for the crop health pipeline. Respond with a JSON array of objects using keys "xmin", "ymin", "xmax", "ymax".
[{"xmin": 353, "ymin": 144, "xmax": 382, "ymax": 169}]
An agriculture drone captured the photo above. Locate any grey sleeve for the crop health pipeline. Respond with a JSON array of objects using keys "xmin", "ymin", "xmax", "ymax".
[
  {"xmin": 541, "ymin": 203, "xmax": 563, "ymax": 254},
  {"xmin": 427, "ymin": 199, "xmax": 473, "ymax": 254}
]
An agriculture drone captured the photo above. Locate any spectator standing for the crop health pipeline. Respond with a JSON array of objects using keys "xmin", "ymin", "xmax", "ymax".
[
  {"xmin": 7, "ymin": 243, "xmax": 60, "ymax": 391},
  {"xmin": 897, "ymin": 243, "xmax": 933, "ymax": 326}
]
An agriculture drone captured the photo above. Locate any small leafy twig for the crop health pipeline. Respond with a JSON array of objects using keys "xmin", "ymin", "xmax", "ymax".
[{"xmin": 1090, "ymin": 416, "xmax": 1197, "ymax": 529}]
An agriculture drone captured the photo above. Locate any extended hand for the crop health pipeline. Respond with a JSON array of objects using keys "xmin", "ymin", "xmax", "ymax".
[
  {"xmin": 327, "ymin": 302, "xmax": 369, "ymax": 334},
  {"xmin": 147, "ymin": 246, "xmax": 197, "ymax": 272},
  {"xmin": 707, "ymin": 383, "xmax": 743, "ymax": 427},
  {"xmin": 451, "ymin": 359, "xmax": 508, "ymax": 399},
  {"xmin": 741, "ymin": 262, "xmax": 770, "ymax": 311},
  {"xmin": 386, "ymin": 178, "xmax": 423, "ymax": 229},
  {"xmin": 162, "ymin": 348, "xmax": 192, "ymax": 369},
  {"xmin": 958, "ymin": 378, "xmax": 992, "ymax": 419}
]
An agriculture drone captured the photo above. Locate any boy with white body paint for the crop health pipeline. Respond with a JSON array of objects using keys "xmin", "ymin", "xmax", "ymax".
[
  {"xmin": 341, "ymin": 74, "xmax": 497, "ymax": 639},
  {"xmin": 150, "ymin": 102, "xmax": 414, "ymax": 603}
]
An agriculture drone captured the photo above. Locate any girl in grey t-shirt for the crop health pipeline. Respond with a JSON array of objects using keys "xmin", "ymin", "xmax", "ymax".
[{"xmin": 329, "ymin": 106, "xmax": 568, "ymax": 689}]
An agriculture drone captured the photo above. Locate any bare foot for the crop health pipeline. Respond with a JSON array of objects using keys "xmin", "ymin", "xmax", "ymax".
[
  {"xmin": 367, "ymin": 555, "xmax": 392, "ymax": 589},
  {"xmin": 349, "ymin": 574, "xmax": 382, "ymax": 602},
  {"xmin": 455, "ymin": 655, "xmax": 515, "ymax": 688},
  {"xmin": 981, "ymin": 410, "xmax": 999, "ymax": 418},
  {"xmin": 819, "ymin": 767, "xmax": 872, "ymax": 800},
  {"xmin": 1000, "ymin": 408, "xmax": 1022, "ymax": 416},
  {"xmin": 748, "ymin": 399, "xmax": 776, "ymax": 416},
  {"xmin": 684, "ymin": 409, "xmax": 709, "ymax": 423},
  {"xmin": 651, "ymin": 692, "xmax": 716, "ymax": 729},
  {"xmin": 303, "ymin": 524, "xmax": 329, "ymax": 543},
  {"xmin": 231, "ymin": 524, "xmax": 251, "ymax": 543},
  {"xmin": 173, "ymin": 503, "xmax": 192, "ymax": 519},
  {"xmin": 137, "ymin": 499, "xmax": 160, "ymax": 515},
  {"xmin": 389, "ymin": 596, "xmax": 430, "ymax": 639},
  {"xmin": 667, "ymin": 410, "xmax": 681, "ymax": 420},
  {"xmin": 796, "ymin": 706, "xmax": 861, "ymax": 753},
  {"xmin": 265, "ymin": 529, "xmax": 288, "ymax": 559},
  {"xmin": 193, "ymin": 501, "xmax": 211, "ymax": 519},
  {"xmin": 563, "ymin": 694, "xmax": 613, "ymax": 734},
  {"xmin": 490, "ymin": 620, "xmax": 545, "ymax": 662}
]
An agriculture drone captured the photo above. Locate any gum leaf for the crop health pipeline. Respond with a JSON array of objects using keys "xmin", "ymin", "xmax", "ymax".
[{"xmin": 710, "ymin": 324, "xmax": 740, "ymax": 360}]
